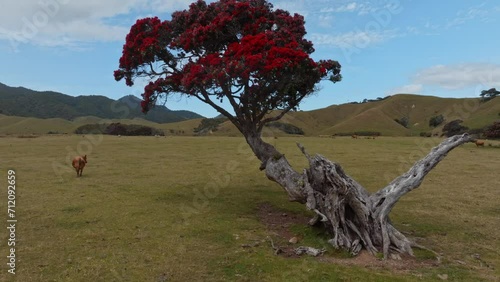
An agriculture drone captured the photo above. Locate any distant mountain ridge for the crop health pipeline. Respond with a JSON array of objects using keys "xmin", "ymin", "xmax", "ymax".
[
  {"xmin": 117, "ymin": 95, "xmax": 201, "ymax": 120},
  {"xmin": 0, "ymin": 82, "xmax": 203, "ymax": 123}
]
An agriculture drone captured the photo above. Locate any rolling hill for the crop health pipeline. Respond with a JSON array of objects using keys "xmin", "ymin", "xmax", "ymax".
[
  {"xmin": 0, "ymin": 82, "xmax": 203, "ymax": 123},
  {"xmin": 204, "ymin": 94, "xmax": 500, "ymax": 137},
  {"xmin": 1, "ymin": 85, "xmax": 499, "ymax": 136}
]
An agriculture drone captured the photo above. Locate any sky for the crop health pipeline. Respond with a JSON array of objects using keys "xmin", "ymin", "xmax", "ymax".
[{"xmin": 0, "ymin": 0, "xmax": 499, "ymax": 118}]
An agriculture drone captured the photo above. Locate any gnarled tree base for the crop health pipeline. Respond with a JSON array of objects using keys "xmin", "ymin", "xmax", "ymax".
[{"xmin": 261, "ymin": 134, "xmax": 473, "ymax": 259}]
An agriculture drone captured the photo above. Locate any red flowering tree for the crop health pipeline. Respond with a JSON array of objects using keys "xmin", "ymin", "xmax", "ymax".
[
  {"xmin": 115, "ymin": 0, "xmax": 472, "ymax": 259},
  {"xmin": 115, "ymin": 0, "xmax": 340, "ymax": 163}
]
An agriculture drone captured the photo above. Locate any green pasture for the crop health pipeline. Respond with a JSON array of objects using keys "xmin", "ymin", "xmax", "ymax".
[{"xmin": 0, "ymin": 135, "xmax": 498, "ymax": 281}]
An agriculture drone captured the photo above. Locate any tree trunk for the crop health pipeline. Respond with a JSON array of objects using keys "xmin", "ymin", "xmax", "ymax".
[{"xmin": 250, "ymin": 133, "xmax": 473, "ymax": 259}]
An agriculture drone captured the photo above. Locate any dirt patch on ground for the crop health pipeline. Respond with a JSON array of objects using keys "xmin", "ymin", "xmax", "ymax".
[
  {"xmin": 256, "ymin": 202, "xmax": 311, "ymax": 257},
  {"xmin": 256, "ymin": 202, "xmax": 439, "ymax": 272},
  {"xmin": 319, "ymin": 251, "xmax": 439, "ymax": 274}
]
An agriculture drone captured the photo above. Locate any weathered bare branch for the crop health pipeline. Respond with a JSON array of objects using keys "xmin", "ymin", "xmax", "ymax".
[{"xmin": 372, "ymin": 133, "xmax": 473, "ymax": 210}]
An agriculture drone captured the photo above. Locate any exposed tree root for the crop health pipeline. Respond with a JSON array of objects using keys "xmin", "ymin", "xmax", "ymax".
[{"xmin": 294, "ymin": 246, "xmax": 326, "ymax": 257}]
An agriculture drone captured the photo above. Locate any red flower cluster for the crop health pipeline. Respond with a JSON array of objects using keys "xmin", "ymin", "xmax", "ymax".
[
  {"xmin": 224, "ymin": 33, "xmax": 311, "ymax": 79},
  {"xmin": 114, "ymin": 17, "xmax": 169, "ymax": 86}
]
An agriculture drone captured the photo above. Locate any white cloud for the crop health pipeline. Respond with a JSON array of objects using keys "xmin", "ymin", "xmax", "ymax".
[
  {"xmin": 446, "ymin": 4, "xmax": 491, "ymax": 29},
  {"xmin": 388, "ymin": 84, "xmax": 423, "ymax": 95},
  {"xmin": 318, "ymin": 2, "xmax": 377, "ymax": 15},
  {"xmin": 273, "ymin": 1, "xmax": 309, "ymax": 17},
  {"xmin": 413, "ymin": 63, "xmax": 500, "ymax": 90},
  {"xmin": 0, "ymin": 0, "xmax": 196, "ymax": 49},
  {"xmin": 310, "ymin": 29, "xmax": 398, "ymax": 48},
  {"xmin": 317, "ymin": 15, "xmax": 334, "ymax": 28},
  {"xmin": 405, "ymin": 3, "xmax": 494, "ymax": 38},
  {"xmin": 334, "ymin": 2, "xmax": 358, "ymax": 13}
]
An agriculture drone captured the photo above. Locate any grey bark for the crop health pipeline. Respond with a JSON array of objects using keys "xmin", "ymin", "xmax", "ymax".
[{"xmin": 251, "ymin": 133, "xmax": 473, "ymax": 259}]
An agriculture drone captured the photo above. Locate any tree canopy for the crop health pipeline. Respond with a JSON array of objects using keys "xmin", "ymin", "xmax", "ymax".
[
  {"xmin": 114, "ymin": 0, "xmax": 341, "ymax": 135},
  {"xmin": 480, "ymin": 88, "xmax": 499, "ymax": 102}
]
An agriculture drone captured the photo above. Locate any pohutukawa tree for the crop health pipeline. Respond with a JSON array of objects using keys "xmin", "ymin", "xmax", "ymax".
[{"xmin": 115, "ymin": 0, "xmax": 473, "ymax": 259}]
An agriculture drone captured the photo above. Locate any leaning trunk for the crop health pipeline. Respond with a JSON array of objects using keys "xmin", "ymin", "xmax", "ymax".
[
  {"xmin": 247, "ymin": 133, "xmax": 473, "ymax": 259},
  {"xmin": 244, "ymin": 130, "xmax": 306, "ymax": 201}
]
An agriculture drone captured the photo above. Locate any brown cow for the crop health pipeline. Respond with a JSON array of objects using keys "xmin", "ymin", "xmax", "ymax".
[
  {"xmin": 475, "ymin": 140, "xmax": 485, "ymax": 147},
  {"xmin": 351, "ymin": 134, "xmax": 358, "ymax": 139},
  {"xmin": 72, "ymin": 155, "xmax": 87, "ymax": 177}
]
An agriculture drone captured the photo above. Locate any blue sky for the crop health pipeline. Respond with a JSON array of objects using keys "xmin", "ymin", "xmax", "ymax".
[{"xmin": 0, "ymin": 0, "xmax": 499, "ymax": 118}]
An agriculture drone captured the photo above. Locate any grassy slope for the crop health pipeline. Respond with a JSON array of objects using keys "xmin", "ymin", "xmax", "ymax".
[
  {"xmin": 1, "ymin": 95, "xmax": 499, "ymax": 136},
  {"xmin": 0, "ymin": 135, "xmax": 498, "ymax": 281},
  {"xmin": 0, "ymin": 114, "xmax": 197, "ymax": 135},
  {"xmin": 464, "ymin": 98, "xmax": 500, "ymax": 129},
  {"xmin": 190, "ymin": 95, "xmax": 500, "ymax": 137},
  {"xmin": 0, "ymin": 115, "xmax": 75, "ymax": 134},
  {"xmin": 291, "ymin": 95, "xmax": 500, "ymax": 136},
  {"xmin": 320, "ymin": 107, "xmax": 408, "ymax": 136},
  {"xmin": 157, "ymin": 118, "xmax": 204, "ymax": 135}
]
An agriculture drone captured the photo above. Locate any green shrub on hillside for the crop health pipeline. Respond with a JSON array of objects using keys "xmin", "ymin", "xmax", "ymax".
[
  {"xmin": 74, "ymin": 124, "xmax": 107, "ymax": 134},
  {"xmin": 394, "ymin": 117, "xmax": 409, "ymax": 128},
  {"xmin": 265, "ymin": 122, "xmax": 305, "ymax": 135},
  {"xmin": 105, "ymin": 123, "xmax": 128, "ymax": 135},
  {"xmin": 194, "ymin": 118, "xmax": 227, "ymax": 134},
  {"xmin": 442, "ymin": 119, "xmax": 468, "ymax": 137},
  {"xmin": 429, "ymin": 114, "xmax": 444, "ymax": 127},
  {"xmin": 74, "ymin": 123, "xmax": 163, "ymax": 136},
  {"xmin": 467, "ymin": 128, "xmax": 485, "ymax": 136},
  {"xmin": 484, "ymin": 121, "xmax": 500, "ymax": 139},
  {"xmin": 479, "ymin": 88, "xmax": 499, "ymax": 102}
]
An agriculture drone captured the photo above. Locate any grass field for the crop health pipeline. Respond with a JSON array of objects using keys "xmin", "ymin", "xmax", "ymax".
[{"xmin": 0, "ymin": 135, "xmax": 499, "ymax": 281}]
